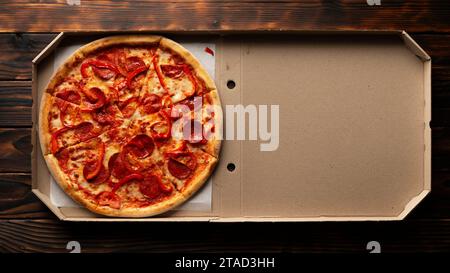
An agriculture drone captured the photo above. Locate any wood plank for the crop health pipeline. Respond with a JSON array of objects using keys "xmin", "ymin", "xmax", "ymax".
[
  {"xmin": 0, "ymin": 1, "xmax": 449, "ymax": 33},
  {"xmin": 0, "ymin": 129, "xmax": 31, "ymax": 173},
  {"xmin": 0, "ymin": 219, "xmax": 449, "ymax": 252},
  {"xmin": 0, "ymin": 34, "xmax": 56, "ymax": 80},
  {"xmin": 0, "ymin": 82, "xmax": 32, "ymax": 127},
  {"xmin": 411, "ymin": 34, "xmax": 450, "ymax": 97},
  {"xmin": 0, "ymin": 33, "xmax": 448, "ymax": 82},
  {"xmin": 408, "ymin": 170, "xmax": 450, "ymax": 219},
  {"xmin": 0, "ymin": 168, "xmax": 443, "ymax": 220},
  {"xmin": 0, "ymin": 174, "xmax": 52, "ymax": 219}
]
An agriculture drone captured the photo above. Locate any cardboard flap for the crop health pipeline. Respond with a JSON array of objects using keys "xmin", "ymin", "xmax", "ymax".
[{"xmin": 218, "ymin": 34, "xmax": 428, "ymax": 218}]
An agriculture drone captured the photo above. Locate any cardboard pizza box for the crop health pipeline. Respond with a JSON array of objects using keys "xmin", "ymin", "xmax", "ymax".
[{"xmin": 31, "ymin": 31, "xmax": 431, "ymax": 222}]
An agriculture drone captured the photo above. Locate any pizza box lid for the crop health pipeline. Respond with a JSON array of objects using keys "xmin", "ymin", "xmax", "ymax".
[{"xmin": 31, "ymin": 31, "xmax": 431, "ymax": 222}]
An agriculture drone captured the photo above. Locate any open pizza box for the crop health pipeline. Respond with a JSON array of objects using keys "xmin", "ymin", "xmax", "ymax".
[{"xmin": 31, "ymin": 31, "xmax": 431, "ymax": 222}]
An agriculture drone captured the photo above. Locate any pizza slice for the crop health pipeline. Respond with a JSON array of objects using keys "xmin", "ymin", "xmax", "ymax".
[
  {"xmin": 128, "ymin": 106, "xmax": 218, "ymax": 194},
  {"xmin": 170, "ymin": 91, "xmax": 222, "ymax": 158},
  {"xmin": 39, "ymin": 93, "xmax": 117, "ymax": 154},
  {"xmin": 141, "ymin": 38, "xmax": 216, "ymax": 105},
  {"xmin": 155, "ymin": 137, "xmax": 218, "ymax": 197},
  {"xmin": 45, "ymin": 126, "xmax": 184, "ymax": 216},
  {"xmin": 47, "ymin": 44, "xmax": 160, "ymax": 110}
]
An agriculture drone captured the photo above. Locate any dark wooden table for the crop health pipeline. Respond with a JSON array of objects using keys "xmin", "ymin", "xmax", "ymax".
[{"xmin": 1, "ymin": 0, "xmax": 450, "ymax": 253}]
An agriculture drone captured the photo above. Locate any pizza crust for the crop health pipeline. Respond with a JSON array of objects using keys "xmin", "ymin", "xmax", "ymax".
[
  {"xmin": 91, "ymin": 192, "xmax": 187, "ymax": 218},
  {"xmin": 39, "ymin": 92, "xmax": 54, "ymax": 155}
]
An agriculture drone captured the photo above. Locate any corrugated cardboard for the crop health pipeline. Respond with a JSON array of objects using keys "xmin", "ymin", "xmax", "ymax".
[{"xmin": 32, "ymin": 31, "xmax": 431, "ymax": 222}]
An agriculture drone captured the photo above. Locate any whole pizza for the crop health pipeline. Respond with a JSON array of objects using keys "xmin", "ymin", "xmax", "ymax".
[{"xmin": 38, "ymin": 35, "xmax": 221, "ymax": 217}]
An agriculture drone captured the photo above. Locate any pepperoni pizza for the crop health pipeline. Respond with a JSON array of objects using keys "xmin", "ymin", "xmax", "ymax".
[{"xmin": 39, "ymin": 36, "xmax": 221, "ymax": 217}]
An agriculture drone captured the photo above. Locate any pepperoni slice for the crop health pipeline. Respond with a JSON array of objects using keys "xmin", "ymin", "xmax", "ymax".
[
  {"xmin": 167, "ymin": 152, "xmax": 197, "ymax": 179},
  {"xmin": 55, "ymin": 89, "xmax": 81, "ymax": 105},
  {"xmin": 87, "ymin": 165, "xmax": 110, "ymax": 184},
  {"xmin": 160, "ymin": 64, "xmax": 197, "ymax": 96},
  {"xmin": 72, "ymin": 122, "xmax": 95, "ymax": 142},
  {"xmin": 168, "ymin": 158, "xmax": 192, "ymax": 179},
  {"xmin": 97, "ymin": 50, "xmax": 116, "ymax": 63},
  {"xmin": 83, "ymin": 160, "xmax": 100, "ymax": 180},
  {"xmin": 125, "ymin": 56, "xmax": 146, "ymax": 72},
  {"xmin": 92, "ymin": 66, "xmax": 116, "ymax": 80},
  {"xmin": 160, "ymin": 64, "xmax": 184, "ymax": 79},
  {"xmin": 120, "ymin": 135, "xmax": 154, "ymax": 172},
  {"xmin": 93, "ymin": 104, "xmax": 122, "ymax": 126},
  {"xmin": 125, "ymin": 134, "xmax": 155, "ymax": 159},
  {"xmin": 109, "ymin": 152, "xmax": 131, "ymax": 179},
  {"xmin": 139, "ymin": 174, "xmax": 163, "ymax": 199},
  {"xmin": 142, "ymin": 94, "xmax": 162, "ymax": 114},
  {"xmin": 96, "ymin": 191, "xmax": 121, "ymax": 209},
  {"xmin": 118, "ymin": 97, "xmax": 139, "ymax": 118},
  {"xmin": 80, "ymin": 87, "xmax": 107, "ymax": 111},
  {"xmin": 93, "ymin": 107, "xmax": 115, "ymax": 125}
]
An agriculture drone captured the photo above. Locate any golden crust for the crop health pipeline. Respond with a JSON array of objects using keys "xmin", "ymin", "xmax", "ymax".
[
  {"xmin": 38, "ymin": 93, "xmax": 54, "ymax": 155},
  {"xmin": 39, "ymin": 35, "xmax": 221, "ymax": 218},
  {"xmin": 91, "ymin": 192, "xmax": 187, "ymax": 218},
  {"xmin": 160, "ymin": 37, "xmax": 217, "ymax": 91}
]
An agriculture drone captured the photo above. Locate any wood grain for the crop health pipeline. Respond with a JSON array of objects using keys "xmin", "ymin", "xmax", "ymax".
[
  {"xmin": 0, "ymin": 0, "xmax": 450, "ymax": 253},
  {"xmin": 0, "ymin": 1, "xmax": 449, "ymax": 33},
  {"xmin": 0, "ymin": 82, "xmax": 32, "ymax": 127},
  {"xmin": 0, "ymin": 34, "xmax": 56, "ymax": 80},
  {"xmin": 0, "ymin": 174, "xmax": 52, "ymax": 219},
  {"xmin": 0, "ymin": 219, "xmax": 449, "ymax": 253},
  {"xmin": 0, "ymin": 129, "xmax": 31, "ymax": 173},
  {"xmin": 0, "ymin": 33, "xmax": 448, "ymax": 83}
]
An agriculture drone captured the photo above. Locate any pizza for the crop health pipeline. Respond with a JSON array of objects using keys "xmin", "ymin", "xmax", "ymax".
[{"xmin": 38, "ymin": 35, "xmax": 222, "ymax": 217}]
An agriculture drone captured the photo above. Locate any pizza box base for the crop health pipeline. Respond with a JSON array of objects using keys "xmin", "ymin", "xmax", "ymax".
[{"xmin": 31, "ymin": 31, "xmax": 431, "ymax": 222}]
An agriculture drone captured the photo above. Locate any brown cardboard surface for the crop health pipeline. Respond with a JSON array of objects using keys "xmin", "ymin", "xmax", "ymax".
[{"xmin": 32, "ymin": 31, "xmax": 431, "ymax": 221}]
